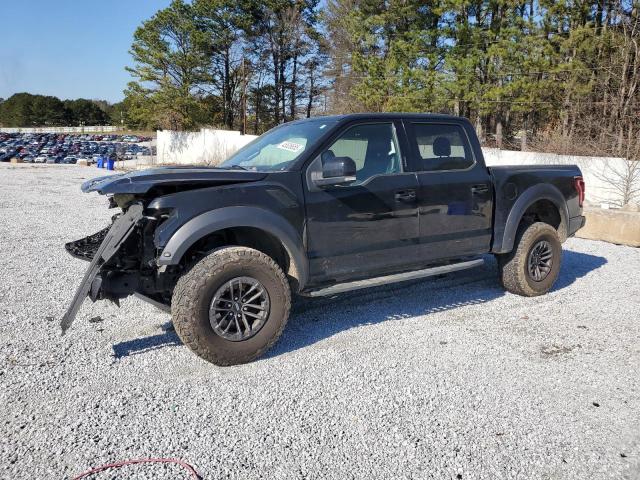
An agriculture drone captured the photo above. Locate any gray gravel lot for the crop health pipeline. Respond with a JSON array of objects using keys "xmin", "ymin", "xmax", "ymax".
[{"xmin": 1, "ymin": 163, "xmax": 639, "ymax": 480}]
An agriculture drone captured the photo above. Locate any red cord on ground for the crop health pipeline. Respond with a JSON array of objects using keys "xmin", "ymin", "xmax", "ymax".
[{"xmin": 71, "ymin": 457, "xmax": 201, "ymax": 479}]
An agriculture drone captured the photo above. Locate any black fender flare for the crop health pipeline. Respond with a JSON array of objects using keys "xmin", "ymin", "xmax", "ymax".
[
  {"xmin": 493, "ymin": 183, "xmax": 569, "ymax": 254},
  {"xmin": 157, "ymin": 206, "xmax": 308, "ymax": 290}
]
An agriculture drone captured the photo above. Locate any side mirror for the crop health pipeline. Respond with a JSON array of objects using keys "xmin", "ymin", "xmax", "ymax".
[{"xmin": 312, "ymin": 156, "xmax": 357, "ymax": 188}]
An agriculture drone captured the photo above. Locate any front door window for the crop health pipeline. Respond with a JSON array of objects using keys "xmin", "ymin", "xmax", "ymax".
[{"xmin": 321, "ymin": 123, "xmax": 401, "ymax": 184}]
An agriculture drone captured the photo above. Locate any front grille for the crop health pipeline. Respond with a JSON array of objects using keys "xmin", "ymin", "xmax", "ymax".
[{"xmin": 65, "ymin": 226, "xmax": 110, "ymax": 261}]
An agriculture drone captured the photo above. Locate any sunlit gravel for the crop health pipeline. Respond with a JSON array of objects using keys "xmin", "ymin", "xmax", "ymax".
[{"xmin": 1, "ymin": 163, "xmax": 639, "ymax": 479}]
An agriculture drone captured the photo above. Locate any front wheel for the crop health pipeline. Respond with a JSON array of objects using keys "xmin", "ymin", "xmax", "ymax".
[
  {"xmin": 497, "ymin": 222, "xmax": 562, "ymax": 297},
  {"xmin": 172, "ymin": 246, "xmax": 291, "ymax": 366}
]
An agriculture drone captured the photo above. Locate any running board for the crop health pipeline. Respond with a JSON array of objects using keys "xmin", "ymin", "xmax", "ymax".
[
  {"xmin": 307, "ymin": 258, "xmax": 485, "ymax": 297},
  {"xmin": 134, "ymin": 293, "xmax": 171, "ymax": 313}
]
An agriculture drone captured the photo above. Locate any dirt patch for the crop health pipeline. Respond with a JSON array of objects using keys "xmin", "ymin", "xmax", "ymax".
[{"xmin": 541, "ymin": 344, "xmax": 582, "ymax": 357}]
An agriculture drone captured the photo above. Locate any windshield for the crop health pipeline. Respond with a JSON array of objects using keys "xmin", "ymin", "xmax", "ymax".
[{"xmin": 220, "ymin": 119, "xmax": 338, "ymax": 171}]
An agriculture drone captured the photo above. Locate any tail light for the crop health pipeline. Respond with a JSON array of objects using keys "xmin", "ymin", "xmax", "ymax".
[{"xmin": 574, "ymin": 176, "xmax": 585, "ymax": 207}]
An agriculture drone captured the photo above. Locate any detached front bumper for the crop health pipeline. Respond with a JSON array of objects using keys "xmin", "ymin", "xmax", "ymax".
[{"xmin": 60, "ymin": 204, "xmax": 144, "ymax": 334}]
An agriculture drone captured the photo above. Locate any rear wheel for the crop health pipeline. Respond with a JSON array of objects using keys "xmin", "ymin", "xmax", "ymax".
[
  {"xmin": 172, "ymin": 246, "xmax": 291, "ymax": 366},
  {"xmin": 497, "ymin": 222, "xmax": 562, "ymax": 297}
]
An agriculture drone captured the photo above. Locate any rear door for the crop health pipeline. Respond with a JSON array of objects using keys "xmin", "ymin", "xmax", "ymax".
[
  {"xmin": 303, "ymin": 120, "xmax": 420, "ymax": 284},
  {"xmin": 403, "ymin": 120, "xmax": 493, "ymax": 261}
]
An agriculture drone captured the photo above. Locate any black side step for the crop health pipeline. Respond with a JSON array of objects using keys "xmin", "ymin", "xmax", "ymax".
[
  {"xmin": 306, "ymin": 258, "xmax": 485, "ymax": 297},
  {"xmin": 135, "ymin": 293, "xmax": 171, "ymax": 313}
]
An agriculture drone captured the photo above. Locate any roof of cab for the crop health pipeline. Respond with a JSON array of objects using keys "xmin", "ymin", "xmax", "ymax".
[{"xmin": 288, "ymin": 112, "xmax": 466, "ymax": 125}]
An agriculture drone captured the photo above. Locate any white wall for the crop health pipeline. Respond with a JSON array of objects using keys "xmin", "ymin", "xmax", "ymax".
[
  {"xmin": 483, "ymin": 148, "xmax": 636, "ymax": 206},
  {"xmin": 0, "ymin": 126, "xmax": 119, "ymax": 133},
  {"xmin": 156, "ymin": 128, "xmax": 257, "ymax": 166}
]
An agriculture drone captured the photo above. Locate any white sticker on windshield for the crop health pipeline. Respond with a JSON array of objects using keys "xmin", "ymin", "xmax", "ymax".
[{"xmin": 276, "ymin": 141, "xmax": 305, "ymax": 153}]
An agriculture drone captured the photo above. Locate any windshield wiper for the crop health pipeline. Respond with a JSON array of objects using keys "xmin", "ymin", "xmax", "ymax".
[{"xmin": 211, "ymin": 164, "xmax": 248, "ymax": 170}]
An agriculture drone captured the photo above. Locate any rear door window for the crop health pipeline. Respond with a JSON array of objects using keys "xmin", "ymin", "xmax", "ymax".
[{"xmin": 408, "ymin": 123, "xmax": 474, "ymax": 172}]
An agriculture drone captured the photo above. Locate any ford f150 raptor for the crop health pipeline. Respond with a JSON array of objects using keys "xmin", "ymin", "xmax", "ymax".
[{"xmin": 62, "ymin": 114, "xmax": 586, "ymax": 365}]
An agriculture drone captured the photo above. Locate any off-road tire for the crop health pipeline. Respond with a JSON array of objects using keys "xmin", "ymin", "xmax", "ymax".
[
  {"xmin": 172, "ymin": 246, "xmax": 291, "ymax": 366},
  {"xmin": 497, "ymin": 222, "xmax": 562, "ymax": 297}
]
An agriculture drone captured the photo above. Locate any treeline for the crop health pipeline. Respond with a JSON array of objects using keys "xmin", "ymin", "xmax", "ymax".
[
  {"xmin": 326, "ymin": 0, "xmax": 639, "ymax": 159},
  {"xmin": 123, "ymin": 0, "xmax": 639, "ymax": 159},
  {"xmin": 0, "ymin": 93, "xmax": 114, "ymax": 127},
  {"xmin": 122, "ymin": 0, "xmax": 325, "ymax": 134}
]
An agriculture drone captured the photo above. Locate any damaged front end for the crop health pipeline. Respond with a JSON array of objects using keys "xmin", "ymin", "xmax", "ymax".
[
  {"xmin": 61, "ymin": 203, "xmax": 145, "ymax": 333},
  {"xmin": 61, "ymin": 166, "xmax": 266, "ymax": 333},
  {"xmin": 60, "ymin": 200, "xmax": 176, "ymax": 333}
]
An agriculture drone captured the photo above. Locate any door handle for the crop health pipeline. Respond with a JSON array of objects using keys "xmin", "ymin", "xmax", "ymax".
[
  {"xmin": 395, "ymin": 190, "xmax": 417, "ymax": 202},
  {"xmin": 471, "ymin": 184, "xmax": 489, "ymax": 195}
]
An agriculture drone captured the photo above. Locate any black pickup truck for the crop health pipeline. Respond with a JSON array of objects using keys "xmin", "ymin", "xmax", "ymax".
[{"xmin": 62, "ymin": 113, "xmax": 586, "ymax": 365}]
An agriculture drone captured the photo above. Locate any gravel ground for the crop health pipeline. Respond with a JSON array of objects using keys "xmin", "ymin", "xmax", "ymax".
[{"xmin": 1, "ymin": 163, "xmax": 639, "ymax": 480}]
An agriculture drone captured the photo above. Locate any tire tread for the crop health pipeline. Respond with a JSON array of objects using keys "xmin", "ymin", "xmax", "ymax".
[
  {"xmin": 171, "ymin": 246, "xmax": 291, "ymax": 366},
  {"xmin": 498, "ymin": 222, "xmax": 561, "ymax": 297}
]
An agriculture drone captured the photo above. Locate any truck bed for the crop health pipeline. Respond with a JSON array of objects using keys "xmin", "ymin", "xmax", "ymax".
[{"xmin": 488, "ymin": 164, "xmax": 583, "ymax": 253}]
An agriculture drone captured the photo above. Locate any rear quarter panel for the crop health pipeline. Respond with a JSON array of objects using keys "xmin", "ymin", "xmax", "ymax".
[{"xmin": 490, "ymin": 165, "xmax": 583, "ymax": 253}]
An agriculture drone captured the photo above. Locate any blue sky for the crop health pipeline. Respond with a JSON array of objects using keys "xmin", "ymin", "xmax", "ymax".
[{"xmin": 0, "ymin": 0, "xmax": 171, "ymax": 103}]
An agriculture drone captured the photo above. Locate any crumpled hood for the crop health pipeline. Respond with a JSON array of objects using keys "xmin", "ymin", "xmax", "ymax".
[{"xmin": 81, "ymin": 166, "xmax": 268, "ymax": 195}]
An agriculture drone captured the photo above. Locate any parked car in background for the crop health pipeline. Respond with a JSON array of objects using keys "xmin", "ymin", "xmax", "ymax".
[
  {"xmin": 0, "ymin": 132, "xmax": 154, "ymax": 167},
  {"xmin": 0, "ymin": 150, "xmax": 18, "ymax": 161}
]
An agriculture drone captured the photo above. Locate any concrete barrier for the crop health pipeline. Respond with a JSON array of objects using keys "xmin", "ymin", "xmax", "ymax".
[{"xmin": 576, "ymin": 207, "xmax": 640, "ymax": 247}]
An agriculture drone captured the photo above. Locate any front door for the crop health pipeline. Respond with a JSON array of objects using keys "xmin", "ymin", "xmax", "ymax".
[
  {"xmin": 303, "ymin": 121, "xmax": 420, "ymax": 285},
  {"xmin": 404, "ymin": 120, "xmax": 493, "ymax": 261}
]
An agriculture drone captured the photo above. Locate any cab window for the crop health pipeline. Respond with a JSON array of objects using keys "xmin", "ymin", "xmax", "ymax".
[
  {"xmin": 409, "ymin": 123, "xmax": 474, "ymax": 171},
  {"xmin": 321, "ymin": 123, "xmax": 401, "ymax": 184}
]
